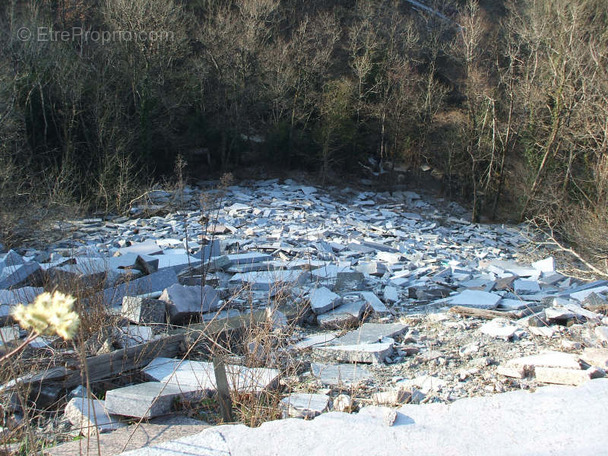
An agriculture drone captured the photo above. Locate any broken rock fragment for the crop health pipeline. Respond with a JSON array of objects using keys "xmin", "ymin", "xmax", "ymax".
[
  {"xmin": 280, "ymin": 393, "xmax": 330, "ymax": 419},
  {"xmin": 160, "ymin": 284, "xmax": 219, "ymax": 324},
  {"xmin": 122, "ymin": 296, "xmax": 167, "ymax": 324},
  {"xmin": 105, "ymin": 382, "xmax": 186, "ymax": 419},
  {"xmin": 309, "ymin": 287, "xmax": 342, "ymax": 315},
  {"xmin": 65, "ymin": 397, "xmax": 126, "ymax": 434}
]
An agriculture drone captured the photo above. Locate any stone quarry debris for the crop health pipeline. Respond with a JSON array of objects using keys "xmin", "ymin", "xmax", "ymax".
[
  {"xmin": 311, "ymin": 363, "xmax": 373, "ymax": 386},
  {"xmin": 280, "ymin": 393, "xmax": 330, "ymax": 419},
  {"xmin": 105, "ymin": 382, "xmax": 187, "ymax": 419},
  {"xmin": 64, "ymin": 397, "xmax": 126, "ymax": 434},
  {"xmin": 2, "ymin": 179, "xmax": 608, "ymax": 451},
  {"xmin": 160, "ymin": 284, "xmax": 219, "ymax": 323},
  {"xmin": 143, "ymin": 357, "xmax": 280, "ymax": 393}
]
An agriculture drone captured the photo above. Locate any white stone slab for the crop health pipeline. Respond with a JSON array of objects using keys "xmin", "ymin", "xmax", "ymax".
[
  {"xmin": 280, "ymin": 393, "xmax": 329, "ymax": 419},
  {"xmin": 143, "ymin": 358, "xmax": 279, "ymax": 393},
  {"xmin": 449, "ymin": 290, "xmax": 501, "ymax": 309},
  {"xmin": 65, "ymin": 397, "xmax": 126, "ymax": 434},
  {"xmin": 116, "ymin": 379, "xmax": 608, "ymax": 456},
  {"xmin": 308, "ymin": 287, "xmax": 341, "ymax": 315}
]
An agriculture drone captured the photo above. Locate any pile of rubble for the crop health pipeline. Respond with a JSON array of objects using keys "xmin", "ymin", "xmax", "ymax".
[{"xmin": 0, "ymin": 179, "xmax": 607, "ymax": 452}]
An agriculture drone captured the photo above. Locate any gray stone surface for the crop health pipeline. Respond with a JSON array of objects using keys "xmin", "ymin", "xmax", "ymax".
[
  {"xmin": 45, "ymin": 416, "xmax": 209, "ymax": 456},
  {"xmin": 105, "ymin": 382, "xmax": 185, "ymax": 419},
  {"xmin": 309, "ymin": 287, "xmax": 342, "ymax": 315},
  {"xmin": 333, "ymin": 322, "xmax": 408, "ymax": 345},
  {"xmin": 313, "ymin": 341, "xmax": 394, "ymax": 364},
  {"xmin": 448, "ymin": 290, "xmax": 501, "ymax": 309},
  {"xmin": 311, "ymin": 363, "xmax": 373, "ymax": 386},
  {"xmin": 229, "ymin": 270, "xmax": 304, "ymax": 291},
  {"xmin": 117, "ymin": 380, "xmax": 608, "ymax": 456},
  {"xmin": 334, "ymin": 272, "xmax": 365, "ymax": 291},
  {"xmin": 122, "ymin": 296, "xmax": 167, "ymax": 324},
  {"xmin": 280, "ymin": 393, "xmax": 330, "ymax": 419},
  {"xmin": 64, "ymin": 397, "xmax": 126, "ymax": 434},
  {"xmin": 143, "ymin": 357, "xmax": 280, "ymax": 393},
  {"xmin": 358, "ymin": 291, "xmax": 390, "ymax": 315},
  {"xmin": 160, "ymin": 284, "xmax": 219, "ymax": 323},
  {"xmin": 100, "ymin": 269, "xmax": 179, "ymax": 308},
  {"xmin": 316, "ymin": 300, "xmax": 367, "ymax": 329},
  {"xmin": 0, "ymin": 262, "xmax": 41, "ymax": 288}
]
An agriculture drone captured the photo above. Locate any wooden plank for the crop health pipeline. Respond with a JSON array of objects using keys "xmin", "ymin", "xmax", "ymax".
[
  {"xmin": 9, "ymin": 309, "xmax": 271, "ymax": 396},
  {"xmin": 60, "ymin": 333, "xmax": 185, "ymax": 388},
  {"xmin": 449, "ymin": 306, "xmax": 516, "ymax": 320},
  {"xmin": 213, "ymin": 357, "xmax": 234, "ymax": 423}
]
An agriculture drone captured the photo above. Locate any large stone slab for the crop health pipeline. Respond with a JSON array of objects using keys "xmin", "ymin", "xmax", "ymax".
[
  {"xmin": 280, "ymin": 393, "xmax": 330, "ymax": 419},
  {"xmin": 160, "ymin": 284, "xmax": 219, "ymax": 323},
  {"xmin": 143, "ymin": 357, "xmax": 279, "ymax": 393},
  {"xmin": 311, "ymin": 363, "xmax": 373, "ymax": 386},
  {"xmin": 312, "ymin": 341, "xmax": 394, "ymax": 364},
  {"xmin": 448, "ymin": 290, "xmax": 501, "ymax": 309},
  {"xmin": 122, "ymin": 296, "xmax": 167, "ymax": 324},
  {"xmin": 504, "ymin": 351, "xmax": 581, "ymax": 376},
  {"xmin": 359, "ymin": 291, "xmax": 390, "ymax": 315},
  {"xmin": 116, "ymin": 379, "xmax": 608, "ymax": 456},
  {"xmin": 226, "ymin": 252, "xmax": 272, "ymax": 265},
  {"xmin": 47, "ymin": 257, "xmax": 113, "ymax": 287},
  {"xmin": 0, "ymin": 262, "xmax": 41, "ymax": 288},
  {"xmin": 308, "ymin": 287, "xmax": 342, "ymax": 315},
  {"xmin": 64, "ymin": 397, "xmax": 126, "ymax": 434},
  {"xmin": 105, "ymin": 382, "xmax": 186, "ymax": 419},
  {"xmin": 316, "ymin": 300, "xmax": 367, "ymax": 329},
  {"xmin": 333, "ymin": 322, "xmax": 408, "ymax": 346},
  {"xmin": 100, "ymin": 269, "xmax": 179, "ymax": 308},
  {"xmin": 229, "ymin": 270, "xmax": 304, "ymax": 291}
]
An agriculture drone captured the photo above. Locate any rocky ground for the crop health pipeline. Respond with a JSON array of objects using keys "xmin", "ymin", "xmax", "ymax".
[{"xmin": 1, "ymin": 178, "xmax": 607, "ymax": 454}]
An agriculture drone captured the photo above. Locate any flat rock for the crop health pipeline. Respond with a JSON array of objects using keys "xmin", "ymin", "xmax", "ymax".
[
  {"xmin": 160, "ymin": 284, "xmax": 219, "ymax": 323},
  {"xmin": 333, "ymin": 322, "xmax": 408, "ymax": 346},
  {"xmin": 309, "ymin": 287, "xmax": 342, "ymax": 315},
  {"xmin": 226, "ymin": 252, "xmax": 272, "ymax": 265},
  {"xmin": 105, "ymin": 382, "xmax": 186, "ymax": 419},
  {"xmin": 534, "ymin": 367, "xmax": 603, "ymax": 386},
  {"xmin": 312, "ymin": 341, "xmax": 394, "ymax": 364},
  {"xmin": 334, "ymin": 272, "xmax": 365, "ymax": 291},
  {"xmin": 359, "ymin": 291, "xmax": 390, "ymax": 315},
  {"xmin": 122, "ymin": 296, "xmax": 167, "ymax": 324},
  {"xmin": 64, "ymin": 397, "xmax": 126, "ymax": 435},
  {"xmin": 280, "ymin": 393, "xmax": 330, "ymax": 419},
  {"xmin": 47, "ymin": 416, "xmax": 209, "ymax": 456},
  {"xmin": 291, "ymin": 333, "xmax": 338, "ymax": 350},
  {"xmin": 580, "ymin": 348, "xmax": 608, "ymax": 368},
  {"xmin": 0, "ymin": 262, "xmax": 41, "ymax": 288},
  {"xmin": 229, "ymin": 270, "xmax": 304, "ymax": 291},
  {"xmin": 311, "ymin": 363, "xmax": 373, "ymax": 386},
  {"xmin": 316, "ymin": 300, "xmax": 367, "ymax": 329},
  {"xmin": 100, "ymin": 269, "xmax": 178, "ymax": 308},
  {"xmin": 115, "ymin": 379, "xmax": 608, "ymax": 456},
  {"xmin": 143, "ymin": 357, "xmax": 279, "ymax": 393},
  {"xmin": 448, "ymin": 290, "xmax": 501, "ymax": 309},
  {"xmin": 513, "ymin": 279, "xmax": 541, "ymax": 294},
  {"xmin": 383, "ymin": 286, "xmax": 399, "ymax": 303},
  {"xmin": 505, "ymin": 351, "xmax": 581, "ymax": 374},
  {"xmin": 479, "ymin": 319, "xmax": 520, "ymax": 341}
]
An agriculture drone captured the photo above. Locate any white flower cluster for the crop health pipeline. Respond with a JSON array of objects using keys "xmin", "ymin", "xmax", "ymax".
[{"xmin": 12, "ymin": 291, "xmax": 80, "ymax": 340}]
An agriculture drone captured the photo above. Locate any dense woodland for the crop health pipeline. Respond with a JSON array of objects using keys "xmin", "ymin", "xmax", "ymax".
[{"xmin": 1, "ymin": 0, "xmax": 608, "ymax": 268}]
